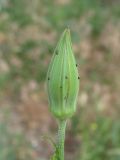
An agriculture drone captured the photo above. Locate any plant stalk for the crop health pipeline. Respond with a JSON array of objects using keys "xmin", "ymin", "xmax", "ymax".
[{"xmin": 57, "ymin": 120, "xmax": 67, "ymax": 160}]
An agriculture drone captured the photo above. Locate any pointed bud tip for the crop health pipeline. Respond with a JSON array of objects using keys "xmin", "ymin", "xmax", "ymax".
[
  {"xmin": 60, "ymin": 28, "xmax": 71, "ymax": 42},
  {"xmin": 64, "ymin": 27, "xmax": 70, "ymax": 35}
]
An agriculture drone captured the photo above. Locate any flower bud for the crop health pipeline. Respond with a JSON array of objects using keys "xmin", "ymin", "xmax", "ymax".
[{"xmin": 46, "ymin": 29, "xmax": 79, "ymax": 120}]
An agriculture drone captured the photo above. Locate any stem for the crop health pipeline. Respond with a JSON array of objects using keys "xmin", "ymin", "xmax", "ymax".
[{"xmin": 57, "ymin": 120, "xmax": 67, "ymax": 160}]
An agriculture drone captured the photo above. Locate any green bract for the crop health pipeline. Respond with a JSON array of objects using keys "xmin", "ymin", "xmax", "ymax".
[{"xmin": 46, "ymin": 29, "xmax": 79, "ymax": 120}]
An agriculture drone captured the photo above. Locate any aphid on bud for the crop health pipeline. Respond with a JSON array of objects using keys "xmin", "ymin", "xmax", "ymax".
[
  {"xmin": 56, "ymin": 50, "xmax": 58, "ymax": 55},
  {"xmin": 65, "ymin": 76, "xmax": 68, "ymax": 79}
]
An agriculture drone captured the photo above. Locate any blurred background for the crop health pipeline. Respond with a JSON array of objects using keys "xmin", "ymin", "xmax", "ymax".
[{"xmin": 0, "ymin": 0, "xmax": 120, "ymax": 160}]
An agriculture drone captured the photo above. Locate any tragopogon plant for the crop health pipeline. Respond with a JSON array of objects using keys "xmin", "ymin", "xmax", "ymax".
[{"xmin": 46, "ymin": 29, "xmax": 79, "ymax": 160}]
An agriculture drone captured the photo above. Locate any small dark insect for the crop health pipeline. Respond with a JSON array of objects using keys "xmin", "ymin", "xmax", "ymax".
[
  {"xmin": 56, "ymin": 50, "xmax": 58, "ymax": 55},
  {"xmin": 48, "ymin": 77, "xmax": 50, "ymax": 80},
  {"xmin": 76, "ymin": 64, "xmax": 78, "ymax": 67},
  {"xmin": 78, "ymin": 76, "xmax": 80, "ymax": 79},
  {"xmin": 48, "ymin": 48, "xmax": 52, "ymax": 53},
  {"xmin": 65, "ymin": 76, "xmax": 68, "ymax": 79}
]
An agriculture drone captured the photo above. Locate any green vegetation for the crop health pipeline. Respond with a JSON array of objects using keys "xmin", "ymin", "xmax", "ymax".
[
  {"xmin": 0, "ymin": 109, "xmax": 34, "ymax": 160},
  {"xmin": 71, "ymin": 113, "xmax": 120, "ymax": 160},
  {"xmin": 0, "ymin": 0, "xmax": 120, "ymax": 160}
]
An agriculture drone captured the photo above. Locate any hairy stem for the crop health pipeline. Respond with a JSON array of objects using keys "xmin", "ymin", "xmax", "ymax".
[{"xmin": 57, "ymin": 120, "xmax": 67, "ymax": 160}]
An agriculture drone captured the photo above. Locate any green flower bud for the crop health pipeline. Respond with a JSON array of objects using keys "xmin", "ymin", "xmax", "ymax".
[{"xmin": 46, "ymin": 29, "xmax": 79, "ymax": 120}]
